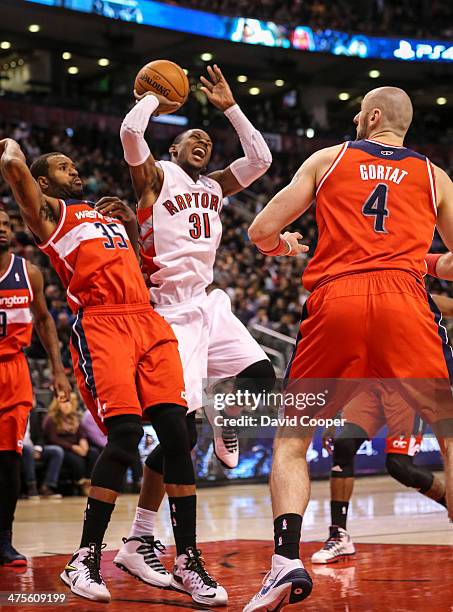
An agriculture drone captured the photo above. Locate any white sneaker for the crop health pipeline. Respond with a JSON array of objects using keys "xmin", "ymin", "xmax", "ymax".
[
  {"xmin": 113, "ymin": 535, "xmax": 172, "ymax": 588},
  {"xmin": 311, "ymin": 526, "xmax": 355, "ymax": 564},
  {"xmin": 243, "ymin": 554, "xmax": 312, "ymax": 612},
  {"xmin": 204, "ymin": 403, "xmax": 239, "ymax": 469},
  {"xmin": 60, "ymin": 543, "xmax": 110, "ymax": 602},
  {"xmin": 171, "ymin": 546, "xmax": 228, "ymax": 606}
]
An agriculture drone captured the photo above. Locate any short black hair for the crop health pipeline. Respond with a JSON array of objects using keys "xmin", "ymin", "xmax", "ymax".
[
  {"xmin": 171, "ymin": 131, "xmax": 189, "ymax": 147},
  {"xmin": 30, "ymin": 152, "xmax": 62, "ymax": 180}
]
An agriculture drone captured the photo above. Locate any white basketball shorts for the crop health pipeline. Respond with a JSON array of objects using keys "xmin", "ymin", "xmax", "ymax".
[{"xmin": 155, "ymin": 289, "xmax": 268, "ymax": 412}]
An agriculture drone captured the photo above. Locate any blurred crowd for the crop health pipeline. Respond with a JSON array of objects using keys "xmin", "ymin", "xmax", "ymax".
[{"xmin": 163, "ymin": 0, "xmax": 453, "ymax": 38}]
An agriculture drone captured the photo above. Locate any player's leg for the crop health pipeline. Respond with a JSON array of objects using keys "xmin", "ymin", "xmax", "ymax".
[
  {"xmin": 128, "ymin": 311, "xmax": 226, "ymax": 605},
  {"xmin": 205, "ymin": 289, "xmax": 275, "ymax": 467},
  {"xmin": 385, "ymin": 452, "xmax": 447, "ymax": 506},
  {"xmin": 245, "ymin": 282, "xmax": 369, "ymax": 611},
  {"xmin": 147, "ymin": 403, "xmax": 226, "ymax": 606},
  {"xmin": 0, "ymin": 450, "xmax": 25, "ymax": 566},
  {"xmin": 311, "ymin": 423, "xmax": 367, "ymax": 564},
  {"xmin": 114, "ymin": 413, "xmax": 198, "ymax": 587},
  {"xmin": 0, "ymin": 357, "xmax": 33, "ymax": 566},
  {"xmin": 61, "ymin": 313, "xmax": 144, "ymax": 602},
  {"xmin": 244, "ymin": 431, "xmax": 314, "ymax": 612}
]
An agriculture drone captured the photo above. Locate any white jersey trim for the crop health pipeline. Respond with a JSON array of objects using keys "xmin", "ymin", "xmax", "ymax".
[
  {"xmin": 40, "ymin": 199, "xmax": 67, "ymax": 249},
  {"xmin": 315, "ymin": 142, "xmax": 349, "ymax": 196},
  {"xmin": 426, "ymin": 158, "xmax": 437, "ymax": 215},
  {"xmin": 21, "ymin": 258, "xmax": 34, "ymax": 303}
]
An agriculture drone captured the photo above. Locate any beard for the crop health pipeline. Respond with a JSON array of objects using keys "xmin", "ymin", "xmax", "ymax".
[
  {"xmin": 0, "ymin": 241, "xmax": 10, "ymax": 252},
  {"xmin": 47, "ymin": 179, "xmax": 83, "ymax": 199}
]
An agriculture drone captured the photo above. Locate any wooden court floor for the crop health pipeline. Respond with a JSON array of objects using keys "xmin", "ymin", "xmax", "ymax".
[{"xmin": 1, "ymin": 476, "xmax": 453, "ymax": 611}]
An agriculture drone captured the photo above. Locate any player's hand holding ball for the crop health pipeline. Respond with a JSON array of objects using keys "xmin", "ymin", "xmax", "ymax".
[
  {"xmin": 200, "ymin": 64, "xmax": 236, "ymax": 111},
  {"xmin": 134, "ymin": 59, "xmax": 189, "ymax": 116}
]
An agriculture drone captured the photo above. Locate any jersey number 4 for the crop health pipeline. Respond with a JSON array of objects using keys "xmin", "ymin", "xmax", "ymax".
[
  {"xmin": 0, "ymin": 311, "xmax": 7, "ymax": 338},
  {"xmin": 362, "ymin": 183, "xmax": 389, "ymax": 233},
  {"xmin": 189, "ymin": 213, "xmax": 211, "ymax": 239}
]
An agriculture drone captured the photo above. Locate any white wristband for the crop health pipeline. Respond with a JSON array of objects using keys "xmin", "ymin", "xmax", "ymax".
[{"xmin": 120, "ymin": 95, "xmax": 159, "ymax": 167}]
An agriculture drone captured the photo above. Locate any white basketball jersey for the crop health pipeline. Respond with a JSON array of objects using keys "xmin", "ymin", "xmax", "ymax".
[{"xmin": 137, "ymin": 160, "xmax": 223, "ymax": 305}]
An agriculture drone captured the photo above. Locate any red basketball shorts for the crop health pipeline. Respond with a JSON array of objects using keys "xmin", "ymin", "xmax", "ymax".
[
  {"xmin": 342, "ymin": 387, "xmax": 423, "ymax": 456},
  {"xmin": 70, "ymin": 303, "xmax": 187, "ymax": 432},
  {"xmin": 0, "ymin": 352, "xmax": 33, "ymax": 454},
  {"xmin": 285, "ymin": 271, "xmax": 453, "ymax": 432}
]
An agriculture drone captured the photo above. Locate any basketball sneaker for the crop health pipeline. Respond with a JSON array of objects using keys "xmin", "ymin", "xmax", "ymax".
[
  {"xmin": 0, "ymin": 530, "xmax": 27, "ymax": 567},
  {"xmin": 204, "ymin": 403, "xmax": 239, "ymax": 469},
  {"xmin": 311, "ymin": 525, "xmax": 355, "ymax": 564},
  {"xmin": 171, "ymin": 546, "xmax": 228, "ymax": 606},
  {"xmin": 60, "ymin": 543, "xmax": 110, "ymax": 602},
  {"xmin": 243, "ymin": 554, "xmax": 313, "ymax": 612},
  {"xmin": 113, "ymin": 535, "xmax": 172, "ymax": 588}
]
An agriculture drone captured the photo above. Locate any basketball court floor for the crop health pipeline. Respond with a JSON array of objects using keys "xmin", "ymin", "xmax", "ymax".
[{"xmin": 2, "ymin": 475, "xmax": 452, "ymax": 611}]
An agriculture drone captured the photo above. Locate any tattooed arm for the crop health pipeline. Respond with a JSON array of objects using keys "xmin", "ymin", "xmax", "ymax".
[{"xmin": 0, "ymin": 139, "xmax": 60, "ymax": 242}]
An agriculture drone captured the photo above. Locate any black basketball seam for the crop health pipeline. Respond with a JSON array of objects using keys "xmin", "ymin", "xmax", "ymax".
[{"xmin": 138, "ymin": 66, "xmax": 188, "ymax": 100}]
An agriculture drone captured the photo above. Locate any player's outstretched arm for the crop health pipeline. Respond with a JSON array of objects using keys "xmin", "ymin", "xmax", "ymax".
[
  {"xmin": 27, "ymin": 262, "xmax": 71, "ymax": 401},
  {"xmin": 200, "ymin": 65, "xmax": 272, "ymax": 197},
  {"xmin": 248, "ymin": 146, "xmax": 340, "ymax": 256},
  {"xmin": 120, "ymin": 93, "xmax": 176, "ymax": 209},
  {"xmin": 0, "ymin": 139, "xmax": 59, "ymax": 241}
]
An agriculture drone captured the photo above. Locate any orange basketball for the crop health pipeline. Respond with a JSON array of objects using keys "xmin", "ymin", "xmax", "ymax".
[{"xmin": 134, "ymin": 60, "xmax": 189, "ymax": 112}]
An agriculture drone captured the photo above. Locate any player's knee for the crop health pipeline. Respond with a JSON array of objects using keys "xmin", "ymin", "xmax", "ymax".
[
  {"xmin": 148, "ymin": 404, "xmax": 194, "ymax": 484},
  {"xmin": 104, "ymin": 415, "xmax": 144, "ymax": 466},
  {"xmin": 145, "ymin": 444, "xmax": 164, "ymax": 474},
  {"xmin": 236, "ymin": 359, "xmax": 276, "ymax": 394},
  {"xmin": 331, "ymin": 427, "xmax": 367, "ymax": 478},
  {"xmin": 386, "ymin": 453, "xmax": 434, "ymax": 491}
]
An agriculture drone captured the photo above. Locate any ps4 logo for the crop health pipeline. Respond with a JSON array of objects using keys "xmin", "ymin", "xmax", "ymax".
[{"xmin": 394, "ymin": 40, "xmax": 453, "ymax": 62}]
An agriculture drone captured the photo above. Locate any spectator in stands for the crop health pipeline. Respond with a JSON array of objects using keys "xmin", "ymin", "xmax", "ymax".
[
  {"xmin": 21, "ymin": 407, "xmax": 64, "ymax": 499},
  {"xmin": 42, "ymin": 394, "xmax": 99, "ymax": 496}
]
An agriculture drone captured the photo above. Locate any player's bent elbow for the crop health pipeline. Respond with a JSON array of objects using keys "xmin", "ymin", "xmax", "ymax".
[{"xmin": 248, "ymin": 223, "xmax": 267, "ymax": 244}]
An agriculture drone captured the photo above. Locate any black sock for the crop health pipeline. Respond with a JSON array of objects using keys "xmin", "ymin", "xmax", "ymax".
[
  {"xmin": 80, "ymin": 497, "xmax": 115, "ymax": 548},
  {"xmin": 436, "ymin": 495, "xmax": 447, "ymax": 508},
  {"xmin": 331, "ymin": 500, "xmax": 349, "ymax": 530},
  {"xmin": 169, "ymin": 495, "xmax": 196, "ymax": 556},
  {"xmin": 273, "ymin": 513, "xmax": 302, "ymax": 559}
]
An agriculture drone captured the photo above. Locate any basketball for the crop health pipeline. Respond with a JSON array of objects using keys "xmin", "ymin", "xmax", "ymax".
[{"xmin": 134, "ymin": 59, "xmax": 189, "ymax": 111}]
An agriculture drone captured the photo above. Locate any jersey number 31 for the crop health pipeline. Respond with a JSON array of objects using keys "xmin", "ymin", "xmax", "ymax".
[{"xmin": 362, "ymin": 183, "xmax": 389, "ymax": 233}]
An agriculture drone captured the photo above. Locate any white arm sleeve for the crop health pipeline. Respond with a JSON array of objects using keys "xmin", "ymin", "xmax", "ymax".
[
  {"xmin": 120, "ymin": 95, "xmax": 159, "ymax": 167},
  {"xmin": 224, "ymin": 104, "xmax": 272, "ymax": 187}
]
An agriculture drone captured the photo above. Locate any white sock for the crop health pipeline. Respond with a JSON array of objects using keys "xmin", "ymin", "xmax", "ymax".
[{"xmin": 128, "ymin": 507, "xmax": 157, "ymax": 538}]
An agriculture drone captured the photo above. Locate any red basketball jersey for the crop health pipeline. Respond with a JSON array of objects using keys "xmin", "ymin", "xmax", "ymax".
[
  {"xmin": 0, "ymin": 254, "xmax": 33, "ymax": 358},
  {"xmin": 303, "ymin": 139, "xmax": 437, "ymax": 292},
  {"xmin": 39, "ymin": 199, "xmax": 149, "ymax": 312}
]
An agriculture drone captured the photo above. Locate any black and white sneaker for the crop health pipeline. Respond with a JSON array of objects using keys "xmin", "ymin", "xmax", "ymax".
[
  {"xmin": 243, "ymin": 554, "xmax": 312, "ymax": 611},
  {"xmin": 204, "ymin": 403, "xmax": 239, "ymax": 469},
  {"xmin": 311, "ymin": 526, "xmax": 355, "ymax": 564},
  {"xmin": 171, "ymin": 546, "xmax": 228, "ymax": 606},
  {"xmin": 60, "ymin": 543, "xmax": 110, "ymax": 602},
  {"xmin": 113, "ymin": 535, "xmax": 172, "ymax": 588}
]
